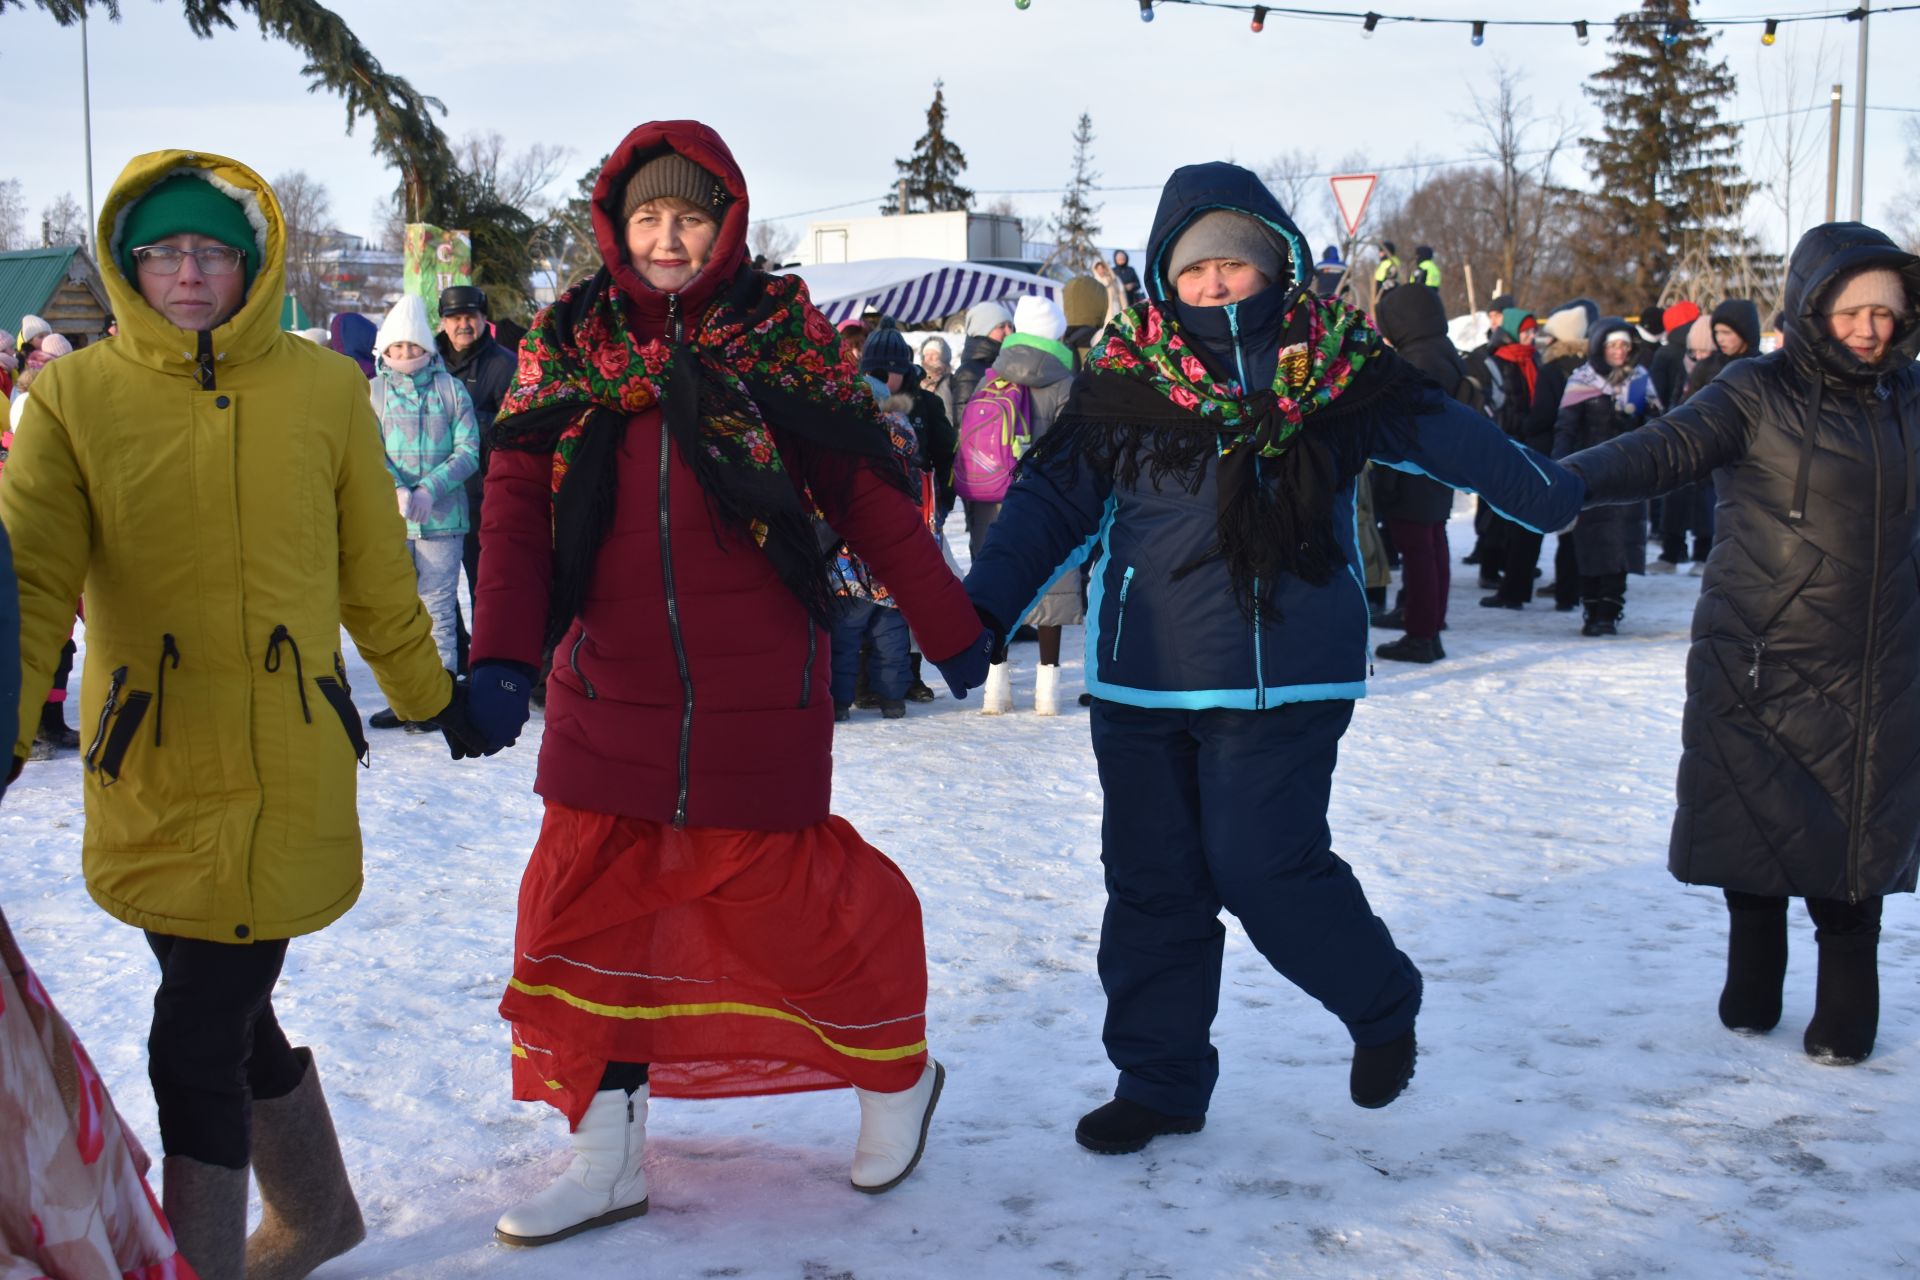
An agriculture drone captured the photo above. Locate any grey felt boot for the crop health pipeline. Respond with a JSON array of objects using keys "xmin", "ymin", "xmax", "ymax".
[
  {"xmin": 163, "ymin": 1155, "xmax": 249, "ymax": 1280},
  {"xmin": 246, "ymin": 1049, "xmax": 367, "ymax": 1279}
]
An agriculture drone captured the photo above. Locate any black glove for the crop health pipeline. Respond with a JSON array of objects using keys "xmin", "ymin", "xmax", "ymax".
[{"xmin": 432, "ymin": 682, "xmax": 498, "ymax": 760}]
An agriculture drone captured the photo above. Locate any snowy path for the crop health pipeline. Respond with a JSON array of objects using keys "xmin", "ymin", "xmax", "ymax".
[{"xmin": 8, "ymin": 509, "xmax": 1918, "ymax": 1279}]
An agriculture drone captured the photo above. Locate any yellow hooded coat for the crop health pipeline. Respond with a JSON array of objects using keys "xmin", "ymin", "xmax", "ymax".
[{"xmin": 0, "ymin": 150, "xmax": 452, "ymax": 943}]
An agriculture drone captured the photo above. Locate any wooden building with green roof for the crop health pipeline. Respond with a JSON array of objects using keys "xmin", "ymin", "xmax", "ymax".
[{"xmin": 0, "ymin": 245, "xmax": 111, "ymax": 347}]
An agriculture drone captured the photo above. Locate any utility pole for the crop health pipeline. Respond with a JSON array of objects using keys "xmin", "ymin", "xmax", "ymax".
[
  {"xmin": 81, "ymin": 8, "xmax": 95, "ymax": 251},
  {"xmin": 1826, "ymin": 84, "xmax": 1843, "ymax": 223},
  {"xmin": 1850, "ymin": 2, "xmax": 1870, "ymax": 220}
]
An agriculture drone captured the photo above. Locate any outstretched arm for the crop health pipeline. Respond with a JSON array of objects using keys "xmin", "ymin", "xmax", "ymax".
[
  {"xmin": 1366, "ymin": 395, "xmax": 1584, "ymax": 535},
  {"xmin": 1560, "ymin": 374, "xmax": 1755, "ymax": 506}
]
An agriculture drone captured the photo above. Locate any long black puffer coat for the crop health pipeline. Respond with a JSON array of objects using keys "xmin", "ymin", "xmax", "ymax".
[
  {"xmin": 1562, "ymin": 222, "xmax": 1920, "ymax": 902},
  {"xmin": 1553, "ymin": 319, "xmax": 1654, "ymax": 577}
]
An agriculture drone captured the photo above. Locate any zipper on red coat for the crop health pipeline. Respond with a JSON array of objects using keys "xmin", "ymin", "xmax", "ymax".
[
  {"xmin": 661, "ymin": 294, "xmax": 695, "ymax": 828},
  {"xmin": 1848, "ymin": 387, "xmax": 1884, "ymax": 906}
]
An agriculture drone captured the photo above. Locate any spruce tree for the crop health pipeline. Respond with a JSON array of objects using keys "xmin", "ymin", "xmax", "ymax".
[
  {"xmin": 1579, "ymin": 0, "xmax": 1757, "ymax": 303},
  {"xmin": 22, "ymin": 1, "xmax": 456, "ymax": 220},
  {"xmin": 1048, "ymin": 113, "xmax": 1103, "ymax": 275},
  {"xmin": 883, "ymin": 80, "xmax": 973, "ymax": 215}
]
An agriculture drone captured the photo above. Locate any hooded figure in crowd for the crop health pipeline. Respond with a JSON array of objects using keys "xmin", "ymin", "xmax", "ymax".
[
  {"xmin": 1552, "ymin": 318, "xmax": 1660, "ymax": 634},
  {"xmin": 965, "ymin": 162, "xmax": 1582, "ymax": 1156},
  {"xmin": 1370, "ymin": 282, "xmax": 1463, "ymax": 662},
  {"xmin": 1561, "ymin": 222, "xmax": 1920, "ymax": 1066},
  {"xmin": 0, "ymin": 150, "xmax": 487, "ymax": 1280},
  {"xmin": 471, "ymin": 119, "xmax": 989, "ymax": 1247},
  {"xmin": 327, "ymin": 311, "xmax": 376, "ymax": 379},
  {"xmin": 1651, "ymin": 298, "xmax": 1764, "ymax": 575}
]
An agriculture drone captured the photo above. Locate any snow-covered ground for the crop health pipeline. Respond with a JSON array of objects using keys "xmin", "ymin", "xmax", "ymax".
[{"xmin": 9, "ymin": 507, "xmax": 1917, "ymax": 1279}]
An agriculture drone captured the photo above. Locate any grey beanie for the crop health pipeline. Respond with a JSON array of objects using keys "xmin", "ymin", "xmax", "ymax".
[
  {"xmin": 620, "ymin": 152, "xmax": 731, "ymax": 222},
  {"xmin": 964, "ymin": 300, "xmax": 1014, "ymax": 337},
  {"xmin": 1165, "ymin": 210, "xmax": 1286, "ymax": 287}
]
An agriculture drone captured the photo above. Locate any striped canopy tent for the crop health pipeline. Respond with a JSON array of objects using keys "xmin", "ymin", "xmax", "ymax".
[{"xmin": 782, "ymin": 258, "xmax": 1060, "ymax": 328}]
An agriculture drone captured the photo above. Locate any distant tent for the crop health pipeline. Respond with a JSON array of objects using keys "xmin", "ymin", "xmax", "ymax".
[
  {"xmin": 780, "ymin": 258, "xmax": 1061, "ymax": 328},
  {"xmin": 280, "ymin": 295, "xmax": 312, "ymax": 330}
]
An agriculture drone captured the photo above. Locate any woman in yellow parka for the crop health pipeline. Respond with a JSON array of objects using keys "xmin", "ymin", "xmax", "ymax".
[{"xmin": 0, "ymin": 150, "xmax": 484, "ymax": 1280}]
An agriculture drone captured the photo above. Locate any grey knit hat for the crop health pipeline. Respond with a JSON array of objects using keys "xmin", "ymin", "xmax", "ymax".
[
  {"xmin": 1165, "ymin": 210, "xmax": 1286, "ymax": 287},
  {"xmin": 620, "ymin": 151, "xmax": 731, "ymax": 222}
]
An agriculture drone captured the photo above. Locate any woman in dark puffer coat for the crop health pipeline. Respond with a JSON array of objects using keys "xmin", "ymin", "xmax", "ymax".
[
  {"xmin": 1553, "ymin": 318, "xmax": 1659, "ymax": 634},
  {"xmin": 1560, "ymin": 222, "xmax": 1920, "ymax": 1065}
]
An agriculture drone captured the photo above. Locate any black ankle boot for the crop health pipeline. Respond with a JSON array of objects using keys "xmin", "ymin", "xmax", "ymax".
[
  {"xmin": 36, "ymin": 702, "xmax": 81, "ymax": 751},
  {"xmin": 1804, "ymin": 932, "xmax": 1879, "ymax": 1065},
  {"xmin": 1351, "ymin": 1029, "xmax": 1417, "ymax": 1108},
  {"xmin": 1374, "ymin": 635, "xmax": 1443, "ymax": 664},
  {"xmin": 1074, "ymin": 1098, "xmax": 1204, "ymax": 1155},
  {"xmin": 1718, "ymin": 899, "xmax": 1788, "ymax": 1033}
]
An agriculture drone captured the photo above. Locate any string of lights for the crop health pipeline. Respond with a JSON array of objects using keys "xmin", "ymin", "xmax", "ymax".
[{"xmin": 1007, "ymin": 0, "xmax": 1920, "ymax": 45}]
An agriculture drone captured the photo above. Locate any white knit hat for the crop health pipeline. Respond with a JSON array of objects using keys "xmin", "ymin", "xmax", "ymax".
[
  {"xmin": 375, "ymin": 294, "xmax": 436, "ymax": 356},
  {"xmin": 18, "ymin": 314, "xmax": 51, "ymax": 345},
  {"xmin": 1013, "ymin": 294, "xmax": 1066, "ymax": 342},
  {"xmin": 1826, "ymin": 266, "xmax": 1909, "ymax": 316}
]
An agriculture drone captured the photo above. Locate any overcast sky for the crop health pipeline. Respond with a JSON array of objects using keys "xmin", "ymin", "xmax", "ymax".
[{"xmin": 4, "ymin": 0, "xmax": 1915, "ymax": 261}]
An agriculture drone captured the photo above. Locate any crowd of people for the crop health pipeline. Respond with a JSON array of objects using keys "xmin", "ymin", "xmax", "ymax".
[{"xmin": 0, "ymin": 125, "xmax": 1915, "ymax": 1280}]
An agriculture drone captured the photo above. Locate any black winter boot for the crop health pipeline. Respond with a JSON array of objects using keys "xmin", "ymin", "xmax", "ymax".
[
  {"xmin": 1351, "ymin": 1029, "xmax": 1417, "ymax": 1108},
  {"xmin": 1580, "ymin": 598, "xmax": 1622, "ymax": 637},
  {"xmin": 905, "ymin": 653, "xmax": 935, "ymax": 703},
  {"xmin": 35, "ymin": 701, "xmax": 81, "ymax": 752},
  {"xmin": 1074, "ymin": 1098, "xmax": 1204, "ymax": 1155},
  {"xmin": 1374, "ymin": 635, "xmax": 1444, "ymax": 664},
  {"xmin": 1804, "ymin": 932, "xmax": 1879, "ymax": 1065},
  {"xmin": 1718, "ymin": 896, "xmax": 1788, "ymax": 1034}
]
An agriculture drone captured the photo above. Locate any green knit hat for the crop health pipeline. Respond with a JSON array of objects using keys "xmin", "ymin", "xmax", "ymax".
[{"xmin": 118, "ymin": 173, "xmax": 259, "ymax": 289}]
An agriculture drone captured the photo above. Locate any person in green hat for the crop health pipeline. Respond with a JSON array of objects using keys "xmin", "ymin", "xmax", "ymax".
[{"xmin": 116, "ymin": 173, "xmax": 262, "ymax": 333}]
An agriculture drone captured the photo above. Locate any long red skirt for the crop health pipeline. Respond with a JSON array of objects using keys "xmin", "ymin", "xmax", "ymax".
[{"xmin": 502, "ymin": 801, "xmax": 930, "ymax": 1128}]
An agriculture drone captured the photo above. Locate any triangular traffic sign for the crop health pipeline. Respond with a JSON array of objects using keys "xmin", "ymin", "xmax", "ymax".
[{"xmin": 1329, "ymin": 174, "xmax": 1378, "ymax": 238}]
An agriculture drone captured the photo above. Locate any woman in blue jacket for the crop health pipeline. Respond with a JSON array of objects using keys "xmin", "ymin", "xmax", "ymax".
[{"xmin": 966, "ymin": 163, "xmax": 1583, "ymax": 1155}]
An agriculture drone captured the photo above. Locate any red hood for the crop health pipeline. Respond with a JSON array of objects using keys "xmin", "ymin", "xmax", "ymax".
[{"xmin": 591, "ymin": 119, "xmax": 751, "ymax": 337}]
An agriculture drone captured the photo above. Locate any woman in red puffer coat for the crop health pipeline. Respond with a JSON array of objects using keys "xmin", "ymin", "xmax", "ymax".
[{"xmin": 471, "ymin": 120, "xmax": 991, "ymax": 1246}]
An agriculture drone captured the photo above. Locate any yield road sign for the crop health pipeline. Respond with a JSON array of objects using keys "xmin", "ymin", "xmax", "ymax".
[{"xmin": 1329, "ymin": 174, "xmax": 1378, "ymax": 238}]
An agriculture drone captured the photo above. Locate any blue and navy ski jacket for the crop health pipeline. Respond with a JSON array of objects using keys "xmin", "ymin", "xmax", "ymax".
[{"xmin": 965, "ymin": 162, "xmax": 1584, "ymax": 711}]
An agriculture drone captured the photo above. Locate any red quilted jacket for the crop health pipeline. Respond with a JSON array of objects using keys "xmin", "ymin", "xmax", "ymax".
[{"xmin": 473, "ymin": 121, "xmax": 979, "ymax": 830}]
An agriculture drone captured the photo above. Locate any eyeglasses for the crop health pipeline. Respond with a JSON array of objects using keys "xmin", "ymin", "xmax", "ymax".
[{"xmin": 131, "ymin": 245, "xmax": 245, "ymax": 276}]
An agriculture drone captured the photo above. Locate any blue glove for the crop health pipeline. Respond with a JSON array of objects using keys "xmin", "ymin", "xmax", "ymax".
[
  {"xmin": 931, "ymin": 628, "xmax": 994, "ymax": 699},
  {"xmin": 1624, "ymin": 375, "xmax": 1651, "ymax": 416},
  {"xmin": 463, "ymin": 661, "xmax": 535, "ymax": 752}
]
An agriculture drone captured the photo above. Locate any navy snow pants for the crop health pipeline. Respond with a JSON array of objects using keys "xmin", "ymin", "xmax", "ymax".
[{"xmin": 1090, "ymin": 698, "xmax": 1422, "ymax": 1117}]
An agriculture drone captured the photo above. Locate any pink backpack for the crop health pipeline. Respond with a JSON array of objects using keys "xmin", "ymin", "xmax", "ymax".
[{"xmin": 953, "ymin": 372, "xmax": 1033, "ymax": 503}]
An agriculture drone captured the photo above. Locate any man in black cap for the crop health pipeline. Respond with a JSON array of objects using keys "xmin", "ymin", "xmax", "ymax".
[{"xmin": 436, "ymin": 283, "xmax": 515, "ymax": 679}]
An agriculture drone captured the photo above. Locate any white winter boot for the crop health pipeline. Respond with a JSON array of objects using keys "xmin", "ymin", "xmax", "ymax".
[
  {"xmin": 1033, "ymin": 664, "xmax": 1060, "ymax": 716},
  {"xmin": 981, "ymin": 662, "xmax": 1012, "ymax": 715},
  {"xmin": 850, "ymin": 1060, "xmax": 945, "ymax": 1194},
  {"xmin": 495, "ymin": 1086, "xmax": 649, "ymax": 1246}
]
